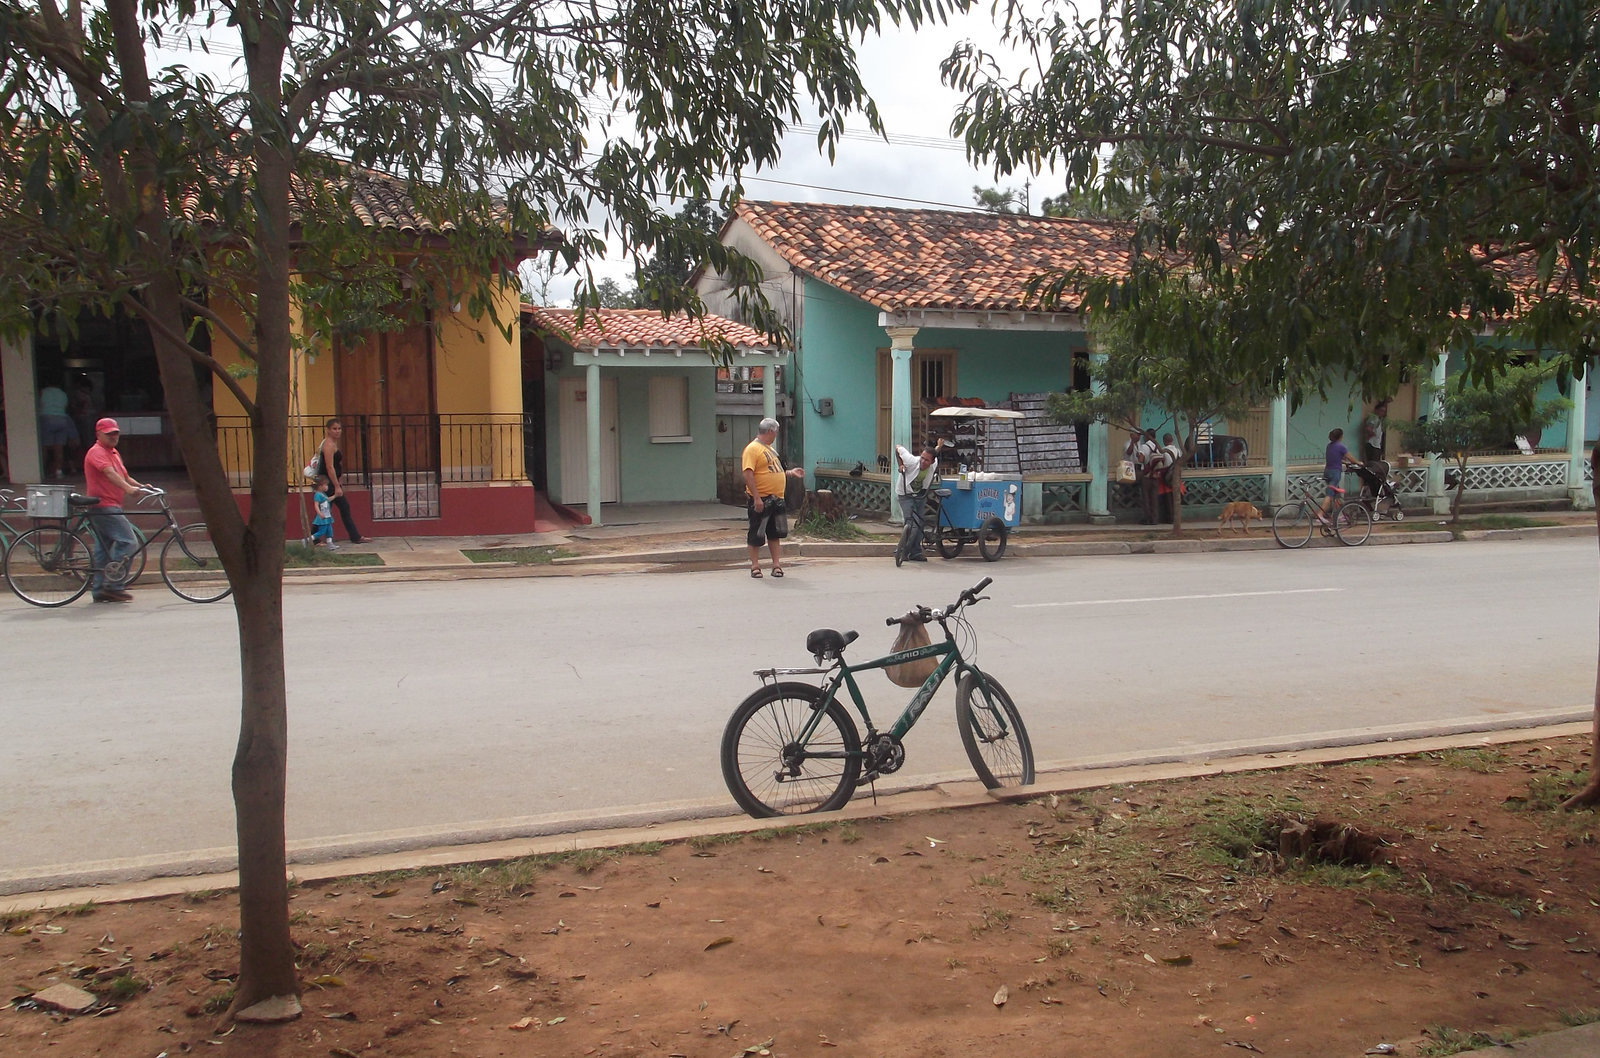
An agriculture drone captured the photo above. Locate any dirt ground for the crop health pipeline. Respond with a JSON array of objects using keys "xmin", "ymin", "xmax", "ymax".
[{"xmin": 5, "ymin": 738, "xmax": 1599, "ymax": 1058}]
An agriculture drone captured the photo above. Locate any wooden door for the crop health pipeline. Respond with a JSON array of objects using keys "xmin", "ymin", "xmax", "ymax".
[
  {"xmin": 559, "ymin": 374, "xmax": 620, "ymax": 503},
  {"xmin": 335, "ymin": 318, "xmax": 436, "ymax": 473}
]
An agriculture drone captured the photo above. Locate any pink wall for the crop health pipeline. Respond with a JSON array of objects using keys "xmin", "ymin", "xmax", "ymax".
[{"xmin": 238, "ymin": 483, "xmax": 540, "ymax": 539}]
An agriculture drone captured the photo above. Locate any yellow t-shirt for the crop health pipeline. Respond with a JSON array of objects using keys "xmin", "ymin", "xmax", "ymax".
[{"xmin": 742, "ymin": 439, "xmax": 786, "ymax": 499}]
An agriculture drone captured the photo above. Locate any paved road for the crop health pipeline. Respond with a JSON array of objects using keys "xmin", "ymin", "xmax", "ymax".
[{"xmin": 1, "ymin": 537, "xmax": 1592, "ymax": 887}]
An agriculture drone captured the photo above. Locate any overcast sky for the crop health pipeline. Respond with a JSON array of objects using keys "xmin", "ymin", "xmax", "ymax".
[{"xmin": 569, "ymin": 4, "xmax": 1056, "ymax": 298}]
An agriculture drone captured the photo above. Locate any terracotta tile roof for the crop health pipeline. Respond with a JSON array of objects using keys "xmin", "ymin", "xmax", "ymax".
[
  {"xmin": 733, "ymin": 200, "xmax": 1136, "ymax": 313},
  {"xmin": 167, "ymin": 158, "xmax": 554, "ymax": 244},
  {"xmin": 525, "ymin": 307, "xmax": 777, "ymax": 351}
]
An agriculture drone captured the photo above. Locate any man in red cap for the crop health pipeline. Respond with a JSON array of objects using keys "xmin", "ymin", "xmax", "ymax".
[{"xmin": 82, "ymin": 417, "xmax": 147, "ymax": 603}]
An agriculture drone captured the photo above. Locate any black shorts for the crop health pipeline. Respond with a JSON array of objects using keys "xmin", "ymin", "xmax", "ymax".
[{"xmin": 746, "ymin": 496, "xmax": 786, "ymax": 546}]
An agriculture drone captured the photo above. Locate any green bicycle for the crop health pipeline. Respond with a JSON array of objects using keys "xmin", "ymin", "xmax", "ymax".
[{"xmin": 721, "ymin": 576, "xmax": 1035, "ymax": 817}]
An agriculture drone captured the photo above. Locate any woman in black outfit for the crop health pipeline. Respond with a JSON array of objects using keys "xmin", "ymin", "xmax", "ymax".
[{"xmin": 318, "ymin": 418, "xmax": 369, "ymax": 544}]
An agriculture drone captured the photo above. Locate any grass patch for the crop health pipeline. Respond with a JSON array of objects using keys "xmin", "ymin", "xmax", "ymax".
[
  {"xmin": 794, "ymin": 508, "xmax": 870, "ymax": 541},
  {"xmin": 104, "ymin": 974, "xmax": 147, "ymax": 999},
  {"xmin": 1559, "ymin": 1007, "xmax": 1600, "ymax": 1027},
  {"xmin": 1460, "ymin": 514, "xmax": 1559, "ymax": 530},
  {"xmin": 463, "ymin": 546, "xmax": 574, "ymax": 565},
  {"xmin": 202, "ymin": 987, "xmax": 236, "ymax": 1015},
  {"xmin": 1509, "ymin": 772, "xmax": 1588, "ymax": 812},
  {"xmin": 1432, "ymin": 748, "xmax": 1507, "ymax": 773},
  {"xmin": 750, "ymin": 822, "xmax": 838, "ymax": 841},
  {"xmin": 1418, "ymin": 1025, "xmax": 1508, "ymax": 1055},
  {"xmin": 0, "ymin": 909, "xmax": 34, "ymax": 930},
  {"xmin": 53, "ymin": 900, "xmax": 98, "ymax": 918},
  {"xmin": 284, "ymin": 542, "xmax": 381, "ymax": 567},
  {"xmin": 688, "ymin": 833, "xmax": 745, "ymax": 850}
]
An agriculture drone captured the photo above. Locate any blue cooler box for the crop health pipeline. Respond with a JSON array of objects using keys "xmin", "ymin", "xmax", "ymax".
[{"xmin": 939, "ymin": 474, "xmax": 1022, "ymax": 528}]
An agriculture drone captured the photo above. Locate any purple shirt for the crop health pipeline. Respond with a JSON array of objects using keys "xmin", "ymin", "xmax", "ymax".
[{"xmin": 1325, "ymin": 441, "xmax": 1349, "ymax": 477}]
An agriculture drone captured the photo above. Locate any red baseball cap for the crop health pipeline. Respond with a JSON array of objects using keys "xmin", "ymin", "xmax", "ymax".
[{"xmin": 95, "ymin": 417, "xmax": 120, "ymax": 434}]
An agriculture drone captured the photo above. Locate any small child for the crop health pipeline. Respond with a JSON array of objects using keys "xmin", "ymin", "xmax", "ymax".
[{"xmin": 310, "ymin": 476, "xmax": 337, "ymax": 550}]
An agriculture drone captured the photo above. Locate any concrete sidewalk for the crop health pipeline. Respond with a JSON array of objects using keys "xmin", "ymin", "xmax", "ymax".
[{"xmin": 313, "ymin": 507, "xmax": 1595, "ymax": 580}]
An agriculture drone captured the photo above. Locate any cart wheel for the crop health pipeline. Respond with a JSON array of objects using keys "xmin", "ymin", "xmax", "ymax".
[
  {"xmin": 978, "ymin": 518, "xmax": 1007, "ymax": 562},
  {"xmin": 935, "ymin": 522, "xmax": 964, "ymax": 559}
]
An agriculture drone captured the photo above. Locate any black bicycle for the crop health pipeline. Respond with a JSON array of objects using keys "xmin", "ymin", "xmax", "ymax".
[{"xmin": 3, "ymin": 486, "xmax": 230, "ymax": 606}]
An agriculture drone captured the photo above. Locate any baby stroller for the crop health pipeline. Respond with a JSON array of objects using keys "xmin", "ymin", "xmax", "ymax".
[{"xmin": 1351, "ymin": 460, "xmax": 1405, "ymax": 521}]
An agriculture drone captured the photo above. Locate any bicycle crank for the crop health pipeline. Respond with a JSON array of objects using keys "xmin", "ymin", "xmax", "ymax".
[{"xmin": 861, "ymin": 734, "xmax": 905, "ymax": 781}]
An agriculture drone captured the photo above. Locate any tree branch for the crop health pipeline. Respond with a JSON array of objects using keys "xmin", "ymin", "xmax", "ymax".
[
  {"xmin": 119, "ymin": 293, "xmax": 257, "ymax": 418},
  {"xmin": 178, "ymin": 293, "xmax": 260, "ymax": 364}
]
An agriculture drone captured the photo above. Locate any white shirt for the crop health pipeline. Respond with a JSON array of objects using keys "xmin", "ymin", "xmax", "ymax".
[{"xmin": 894, "ymin": 446, "xmax": 938, "ymax": 497}]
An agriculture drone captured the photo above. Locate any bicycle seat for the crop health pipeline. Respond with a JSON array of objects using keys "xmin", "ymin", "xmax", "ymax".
[
  {"xmin": 805, "ymin": 628, "xmax": 859, "ymax": 662},
  {"xmin": 68, "ymin": 494, "xmax": 102, "ymax": 507}
]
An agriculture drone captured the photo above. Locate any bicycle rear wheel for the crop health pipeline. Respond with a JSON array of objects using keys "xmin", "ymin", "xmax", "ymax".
[
  {"xmin": 160, "ymin": 524, "xmax": 232, "ymax": 602},
  {"xmin": 1271, "ymin": 502, "xmax": 1314, "ymax": 549},
  {"xmin": 1334, "ymin": 500, "xmax": 1373, "ymax": 545},
  {"xmin": 721, "ymin": 682, "xmax": 862, "ymax": 817},
  {"xmin": 935, "ymin": 521, "xmax": 964, "ymax": 558},
  {"xmin": 954, "ymin": 671, "xmax": 1034, "ymax": 788},
  {"xmin": 4, "ymin": 526, "xmax": 93, "ymax": 606}
]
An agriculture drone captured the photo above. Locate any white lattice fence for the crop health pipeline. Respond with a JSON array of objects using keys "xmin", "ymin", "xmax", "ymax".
[
  {"xmin": 1041, "ymin": 481, "xmax": 1087, "ymax": 519},
  {"xmin": 815, "ymin": 473, "xmax": 891, "ymax": 515},
  {"xmin": 1462, "ymin": 459, "xmax": 1567, "ymax": 491},
  {"xmin": 1179, "ymin": 473, "xmax": 1270, "ymax": 507}
]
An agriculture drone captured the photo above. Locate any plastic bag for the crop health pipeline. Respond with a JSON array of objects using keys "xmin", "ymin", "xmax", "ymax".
[
  {"xmin": 1117, "ymin": 459, "xmax": 1137, "ymax": 484},
  {"xmin": 884, "ymin": 616, "xmax": 936, "ymax": 688}
]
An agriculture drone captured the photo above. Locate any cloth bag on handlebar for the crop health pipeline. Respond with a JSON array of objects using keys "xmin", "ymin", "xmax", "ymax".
[{"xmin": 884, "ymin": 614, "xmax": 937, "ymax": 688}]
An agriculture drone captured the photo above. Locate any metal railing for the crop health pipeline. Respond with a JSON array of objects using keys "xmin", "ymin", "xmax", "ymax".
[{"xmin": 214, "ymin": 415, "xmax": 528, "ymax": 519}]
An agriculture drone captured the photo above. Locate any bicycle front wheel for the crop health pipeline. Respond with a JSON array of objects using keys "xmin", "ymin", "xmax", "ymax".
[
  {"xmin": 4, "ymin": 526, "xmax": 93, "ymax": 606},
  {"xmin": 160, "ymin": 524, "xmax": 232, "ymax": 603},
  {"xmin": 1271, "ymin": 502, "xmax": 1314, "ymax": 549},
  {"xmin": 955, "ymin": 671, "xmax": 1034, "ymax": 789},
  {"xmin": 721, "ymin": 682, "xmax": 862, "ymax": 818},
  {"xmin": 1334, "ymin": 500, "xmax": 1373, "ymax": 545}
]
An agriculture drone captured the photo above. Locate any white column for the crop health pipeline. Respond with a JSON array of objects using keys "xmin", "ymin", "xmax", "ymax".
[
  {"xmin": 1568, "ymin": 365, "xmax": 1591, "ymax": 509},
  {"xmin": 585, "ymin": 360, "xmax": 602, "ymax": 527},
  {"xmin": 1426, "ymin": 353, "xmax": 1449, "ymax": 515},
  {"xmin": 2, "ymin": 333, "xmax": 41, "ymax": 484},
  {"xmin": 1268, "ymin": 392, "xmax": 1288, "ymax": 506},
  {"xmin": 1086, "ymin": 348, "xmax": 1110, "ymax": 522},
  {"xmin": 885, "ymin": 326, "xmax": 917, "ymax": 524}
]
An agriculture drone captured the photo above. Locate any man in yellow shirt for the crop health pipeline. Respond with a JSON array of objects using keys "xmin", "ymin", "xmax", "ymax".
[{"xmin": 741, "ymin": 417, "xmax": 803, "ymax": 578}]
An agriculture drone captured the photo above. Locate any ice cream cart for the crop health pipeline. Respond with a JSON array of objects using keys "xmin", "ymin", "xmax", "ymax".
[{"xmin": 925, "ymin": 406, "xmax": 1025, "ymax": 561}]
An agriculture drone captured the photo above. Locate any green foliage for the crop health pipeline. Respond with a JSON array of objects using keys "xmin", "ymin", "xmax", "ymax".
[
  {"xmin": 972, "ymin": 185, "xmax": 1024, "ymax": 213},
  {"xmin": 1396, "ymin": 361, "xmax": 1570, "ymax": 519},
  {"xmin": 462, "ymin": 546, "xmax": 574, "ymax": 565},
  {"xmin": 795, "ymin": 506, "xmax": 870, "ymax": 540},
  {"xmin": 947, "ymin": 0, "xmax": 1600, "ymax": 395}
]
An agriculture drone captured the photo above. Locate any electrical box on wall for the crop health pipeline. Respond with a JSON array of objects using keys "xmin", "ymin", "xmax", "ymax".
[{"xmin": 817, "ymin": 398, "xmax": 834, "ymax": 416}]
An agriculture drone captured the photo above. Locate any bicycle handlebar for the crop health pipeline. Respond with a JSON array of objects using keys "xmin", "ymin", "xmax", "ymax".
[{"xmin": 885, "ymin": 577, "xmax": 993, "ymax": 626}]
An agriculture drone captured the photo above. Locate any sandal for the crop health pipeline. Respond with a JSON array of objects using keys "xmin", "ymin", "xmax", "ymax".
[
  {"xmin": 750, "ymin": 568, "xmax": 763, "ymax": 579},
  {"xmin": 771, "ymin": 567, "xmax": 785, "ymax": 578}
]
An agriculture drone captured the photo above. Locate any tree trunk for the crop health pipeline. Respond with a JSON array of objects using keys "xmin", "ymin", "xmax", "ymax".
[
  {"xmin": 1562, "ymin": 442, "xmax": 1600, "ymax": 809},
  {"xmin": 1449, "ymin": 457, "xmax": 1466, "ymax": 523}
]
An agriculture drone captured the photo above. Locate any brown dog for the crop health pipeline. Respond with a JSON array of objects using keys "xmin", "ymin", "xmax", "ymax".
[{"xmin": 1218, "ymin": 501, "xmax": 1263, "ymax": 535}]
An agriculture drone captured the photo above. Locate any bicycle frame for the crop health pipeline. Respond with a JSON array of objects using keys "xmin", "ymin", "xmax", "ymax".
[{"xmin": 760, "ymin": 628, "xmax": 977, "ymax": 764}]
